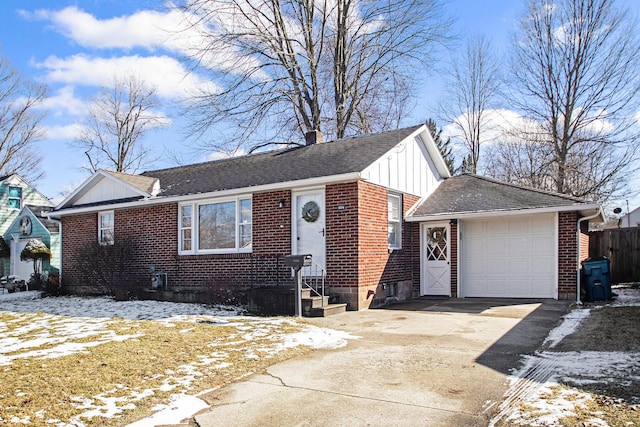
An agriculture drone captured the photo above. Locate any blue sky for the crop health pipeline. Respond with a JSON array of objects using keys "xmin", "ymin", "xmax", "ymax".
[{"xmin": 0, "ymin": 0, "xmax": 638, "ymax": 210}]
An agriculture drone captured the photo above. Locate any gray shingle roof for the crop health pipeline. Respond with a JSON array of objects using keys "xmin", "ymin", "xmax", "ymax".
[
  {"xmin": 25, "ymin": 205, "xmax": 60, "ymax": 233},
  {"xmin": 408, "ymin": 174, "xmax": 590, "ymax": 219},
  {"xmin": 142, "ymin": 125, "xmax": 422, "ymax": 197}
]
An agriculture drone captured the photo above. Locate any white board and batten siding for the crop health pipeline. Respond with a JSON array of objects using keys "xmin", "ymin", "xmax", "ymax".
[
  {"xmin": 460, "ymin": 213, "xmax": 558, "ymax": 299},
  {"xmin": 74, "ymin": 175, "xmax": 143, "ymax": 206},
  {"xmin": 362, "ymin": 134, "xmax": 442, "ymax": 198}
]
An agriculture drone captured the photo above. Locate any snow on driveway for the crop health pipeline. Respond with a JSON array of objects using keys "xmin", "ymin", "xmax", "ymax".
[
  {"xmin": 489, "ymin": 288, "xmax": 640, "ymax": 426},
  {"xmin": 0, "ymin": 291, "xmax": 357, "ymax": 426}
]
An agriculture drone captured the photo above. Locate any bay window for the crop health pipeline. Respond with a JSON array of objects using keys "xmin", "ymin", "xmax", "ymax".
[{"xmin": 179, "ymin": 197, "xmax": 252, "ymax": 254}]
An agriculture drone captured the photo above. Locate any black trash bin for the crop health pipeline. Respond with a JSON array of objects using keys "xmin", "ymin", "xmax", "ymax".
[{"xmin": 581, "ymin": 257, "xmax": 612, "ymax": 302}]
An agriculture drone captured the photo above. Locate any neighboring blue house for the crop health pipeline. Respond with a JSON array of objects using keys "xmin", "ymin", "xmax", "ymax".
[{"xmin": 0, "ymin": 174, "xmax": 59, "ymax": 282}]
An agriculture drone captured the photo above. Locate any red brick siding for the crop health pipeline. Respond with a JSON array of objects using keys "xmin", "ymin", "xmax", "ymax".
[
  {"xmin": 62, "ymin": 184, "xmax": 419, "ymax": 308},
  {"xmin": 326, "ymin": 181, "xmax": 419, "ymax": 310},
  {"xmin": 62, "ymin": 193, "xmax": 293, "ymax": 292},
  {"xmin": 325, "ymin": 182, "xmax": 360, "ymax": 304},
  {"xmin": 252, "ymin": 190, "xmax": 291, "ymax": 255},
  {"xmin": 558, "ymin": 211, "xmax": 579, "ymax": 299},
  {"xmin": 61, "ymin": 213, "xmax": 98, "ymax": 285}
]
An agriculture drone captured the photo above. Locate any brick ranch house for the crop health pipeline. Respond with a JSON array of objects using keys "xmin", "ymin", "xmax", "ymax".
[{"xmin": 51, "ymin": 124, "xmax": 603, "ymax": 311}]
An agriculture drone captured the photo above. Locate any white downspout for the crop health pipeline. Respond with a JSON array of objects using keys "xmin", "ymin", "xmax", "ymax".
[
  {"xmin": 46, "ymin": 214, "xmax": 63, "ymax": 284},
  {"xmin": 576, "ymin": 209, "xmax": 603, "ymax": 305}
]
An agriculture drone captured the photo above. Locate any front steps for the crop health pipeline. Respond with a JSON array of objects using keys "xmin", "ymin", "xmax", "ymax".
[{"xmin": 301, "ymin": 288, "xmax": 347, "ymax": 317}]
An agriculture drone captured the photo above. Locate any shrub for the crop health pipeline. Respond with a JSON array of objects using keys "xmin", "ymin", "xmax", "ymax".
[
  {"xmin": 72, "ymin": 239, "xmax": 135, "ymax": 296},
  {"xmin": 20, "ymin": 239, "xmax": 52, "ymax": 288}
]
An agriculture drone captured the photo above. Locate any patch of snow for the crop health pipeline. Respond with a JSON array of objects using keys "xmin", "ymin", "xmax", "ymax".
[
  {"xmin": 542, "ymin": 308, "xmax": 591, "ymax": 348},
  {"xmin": 490, "ymin": 286, "xmax": 640, "ymax": 427},
  {"xmin": 1, "ymin": 291, "xmax": 358, "ymax": 426},
  {"xmin": 125, "ymin": 394, "xmax": 209, "ymax": 427}
]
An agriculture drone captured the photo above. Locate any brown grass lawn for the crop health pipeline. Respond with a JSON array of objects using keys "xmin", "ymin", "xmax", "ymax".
[{"xmin": 0, "ymin": 312, "xmax": 312, "ymax": 426}]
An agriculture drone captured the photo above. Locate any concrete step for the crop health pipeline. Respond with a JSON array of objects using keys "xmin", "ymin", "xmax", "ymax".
[{"xmin": 307, "ymin": 303, "xmax": 347, "ymax": 317}]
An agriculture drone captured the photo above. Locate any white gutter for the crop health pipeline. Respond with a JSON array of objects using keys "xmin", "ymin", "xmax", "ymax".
[
  {"xmin": 576, "ymin": 208, "xmax": 605, "ymax": 305},
  {"xmin": 406, "ymin": 203, "xmax": 603, "ymax": 222}
]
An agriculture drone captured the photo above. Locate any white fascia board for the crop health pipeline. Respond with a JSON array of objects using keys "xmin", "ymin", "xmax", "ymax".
[
  {"xmin": 413, "ymin": 126, "xmax": 452, "ymax": 179},
  {"xmin": 55, "ymin": 170, "xmax": 152, "ymax": 210},
  {"xmin": 406, "ymin": 204, "xmax": 603, "ymax": 222},
  {"xmin": 50, "ymin": 172, "xmax": 364, "ymax": 217}
]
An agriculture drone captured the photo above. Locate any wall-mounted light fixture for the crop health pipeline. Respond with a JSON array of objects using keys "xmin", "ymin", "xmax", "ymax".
[{"xmin": 279, "ymin": 199, "xmax": 286, "ymax": 208}]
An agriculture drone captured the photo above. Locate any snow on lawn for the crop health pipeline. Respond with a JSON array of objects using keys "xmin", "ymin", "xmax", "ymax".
[
  {"xmin": 0, "ymin": 291, "xmax": 357, "ymax": 426},
  {"xmin": 489, "ymin": 287, "xmax": 640, "ymax": 427}
]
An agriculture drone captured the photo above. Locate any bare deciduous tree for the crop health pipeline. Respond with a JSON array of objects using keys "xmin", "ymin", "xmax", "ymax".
[
  {"xmin": 504, "ymin": 0, "xmax": 640, "ymax": 202},
  {"xmin": 437, "ymin": 35, "xmax": 501, "ymax": 174},
  {"xmin": 176, "ymin": 0, "xmax": 451, "ymax": 150},
  {"xmin": 76, "ymin": 76, "xmax": 165, "ymax": 174},
  {"xmin": 0, "ymin": 54, "xmax": 47, "ymax": 183}
]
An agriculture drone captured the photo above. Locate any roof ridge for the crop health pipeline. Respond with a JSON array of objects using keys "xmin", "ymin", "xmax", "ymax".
[
  {"xmin": 331, "ymin": 124, "xmax": 424, "ymax": 143},
  {"xmin": 142, "ymin": 125, "xmax": 425, "ymax": 177},
  {"xmin": 461, "ymin": 174, "xmax": 589, "ymax": 204}
]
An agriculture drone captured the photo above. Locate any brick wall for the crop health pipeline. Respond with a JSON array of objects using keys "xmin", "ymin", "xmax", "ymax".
[
  {"xmin": 62, "ymin": 192, "xmax": 294, "ymax": 292},
  {"xmin": 61, "ymin": 213, "xmax": 98, "ymax": 285},
  {"xmin": 326, "ymin": 181, "xmax": 419, "ymax": 310},
  {"xmin": 558, "ymin": 211, "xmax": 580, "ymax": 300},
  {"xmin": 62, "ymin": 184, "xmax": 419, "ymax": 309}
]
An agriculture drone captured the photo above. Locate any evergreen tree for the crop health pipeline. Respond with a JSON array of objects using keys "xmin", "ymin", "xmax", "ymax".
[{"xmin": 426, "ymin": 118, "xmax": 455, "ymax": 174}]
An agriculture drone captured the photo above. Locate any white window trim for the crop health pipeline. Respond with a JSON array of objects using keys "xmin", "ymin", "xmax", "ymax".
[
  {"xmin": 388, "ymin": 193, "xmax": 402, "ymax": 249},
  {"xmin": 178, "ymin": 196, "xmax": 252, "ymax": 255},
  {"xmin": 98, "ymin": 210, "xmax": 114, "ymax": 246},
  {"xmin": 8, "ymin": 186, "xmax": 22, "ymax": 210}
]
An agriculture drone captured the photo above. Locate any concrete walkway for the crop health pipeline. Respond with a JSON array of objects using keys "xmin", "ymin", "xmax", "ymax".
[{"xmin": 194, "ymin": 298, "xmax": 570, "ymax": 427}]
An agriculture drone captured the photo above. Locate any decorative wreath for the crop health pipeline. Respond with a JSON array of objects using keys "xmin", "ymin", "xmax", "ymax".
[
  {"xmin": 302, "ymin": 201, "xmax": 320, "ymax": 223},
  {"xmin": 428, "ymin": 228, "xmax": 446, "ymax": 245}
]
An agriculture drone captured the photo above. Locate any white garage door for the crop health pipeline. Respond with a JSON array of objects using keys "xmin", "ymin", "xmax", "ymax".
[{"xmin": 460, "ymin": 214, "xmax": 557, "ymax": 298}]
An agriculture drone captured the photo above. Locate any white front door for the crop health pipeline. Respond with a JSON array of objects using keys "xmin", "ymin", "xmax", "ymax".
[
  {"xmin": 421, "ymin": 223, "xmax": 451, "ymax": 296},
  {"xmin": 11, "ymin": 239, "xmax": 35, "ymax": 280},
  {"xmin": 293, "ymin": 190, "xmax": 326, "ymax": 271}
]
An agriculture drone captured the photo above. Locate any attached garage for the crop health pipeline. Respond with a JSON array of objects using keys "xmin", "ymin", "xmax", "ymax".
[
  {"xmin": 407, "ymin": 174, "xmax": 604, "ymax": 301},
  {"xmin": 459, "ymin": 214, "xmax": 557, "ymax": 298}
]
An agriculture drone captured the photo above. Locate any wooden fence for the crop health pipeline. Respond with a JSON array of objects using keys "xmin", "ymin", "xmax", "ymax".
[{"xmin": 588, "ymin": 228, "xmax": 640, "ymax": 284}]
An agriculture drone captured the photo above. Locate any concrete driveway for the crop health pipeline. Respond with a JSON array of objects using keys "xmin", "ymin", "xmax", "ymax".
[{"xmin": 194, "ymin": 298, "xmax": 570, "ymax": 427}]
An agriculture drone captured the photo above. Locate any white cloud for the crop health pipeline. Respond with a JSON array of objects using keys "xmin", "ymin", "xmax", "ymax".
[
  {"xmin": 26, "ymin": 6, "xmax": 262, "ymax": 78},
  {"xmin": 26, "ymin": 6, "xmax": 178, "ymax": 50},
  {"xmin": 205, "ymin": 147, "xmax": 248, "ymax": 162},
  {"xmin": 34, "ymin": 54, "xmax": 217, "ymax": 100},
  {"xmin": 442, "ymin": 108, "xmax": 530, "ymax": 147},
  {"xmin": 43, "ymin": 123, "xmax": 83, "ymax": 140},
  {"xmin": 40, "ymin": 86, "xmax": 87, "ymax": 116}
]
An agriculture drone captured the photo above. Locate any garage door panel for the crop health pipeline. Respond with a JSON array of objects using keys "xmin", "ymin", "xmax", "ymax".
[
  {"xmin": 486, "ymin": 221, "xmax": 508, "ymax": 235},
  {"xmin": 487, "ymin": 259, "xmax": 507, "ymax": 274},
  {"xmin": 486, "ymin": 238, "xmax": 508, "ymax": 256},
  {"xmin": 508, "ymin": 237, "xmax": 529, "ymax": 253},
  {"xmin": 508, "ymin": 257, "xmax": 530, "ymax": 274},
  {"xmin": 461, "ymin": 214, "xmax": 557, "ymax": 298}
]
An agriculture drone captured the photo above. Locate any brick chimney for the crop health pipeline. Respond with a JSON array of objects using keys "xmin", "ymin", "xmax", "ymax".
[{"xmin": 305, "ymin": 130, "xmax": 323, "ymax": 145}]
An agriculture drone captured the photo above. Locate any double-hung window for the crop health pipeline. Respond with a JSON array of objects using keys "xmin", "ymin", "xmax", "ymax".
[
  {"xmin": 179, "ymin": 197, "xmax": 252, "ymax": 254},
  {"xmin": 388, "ymin": 194, "xmax": 402, "ymax": 249},
  {"xmin": 8, "ymin": 186, "xmax": 22, "ymax": 209},
  {"xmin": 98, "ymin": 211, "xmax": 114, "ymax": 245}
]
